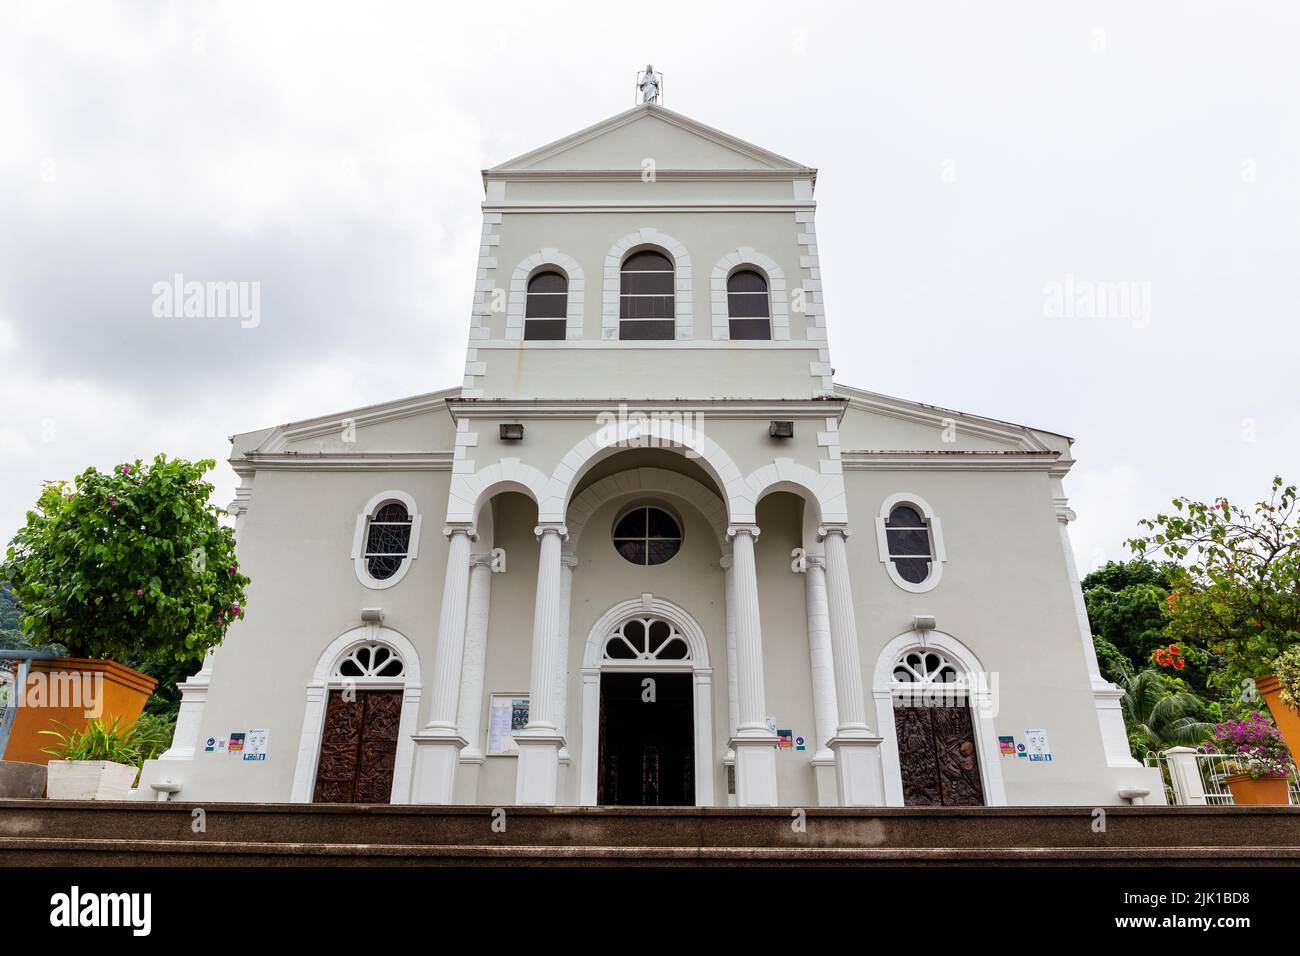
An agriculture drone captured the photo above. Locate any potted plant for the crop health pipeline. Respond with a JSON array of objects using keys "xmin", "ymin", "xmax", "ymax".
[
  {"xmin": 0, "ymin": 456, "xmax": 248, "ymax": 764},
  {"xmin": 40, "ymin": 718, "xmax": 145, "ymax": 800},
  {"xmin": 1206, "ymin": 713, "xmax": 1296, "ymax": 805},
  {"xmin": 1256, "ymin": 646, "xmax": 1300, "ymax": 762}
]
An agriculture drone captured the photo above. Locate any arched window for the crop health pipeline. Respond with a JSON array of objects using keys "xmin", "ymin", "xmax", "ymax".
[
  {"xmin": 524, "ymin": 270, "xmax": 568, "ymax": 340},
  {"xmin": 726, "ymin": 269, "xmax": 771, "ymax": 340},
  {"xmin": 334, "ymin": 641, "xmax": 407, "ymax": 679},
  {"xmin": 619, "ymin": 249, "xmax": 675, "ymax": 340},
  {"xmin": 602, "ymin": 616, "xmax": 692, "ymax": 663},
  {"xmin": 364, "ymin": 502, "xmax": 413, "ymax": 581},
  {"xmin": 892, "ymin": 648, "xmax": 960, "ymax": 684},
  {"xmin": 884, "ymin": 504, "xmax": 933, "ymax": 585},
  {"xmin": 612, "ymin": 505, "xmax": 682, "ymax": 566}
]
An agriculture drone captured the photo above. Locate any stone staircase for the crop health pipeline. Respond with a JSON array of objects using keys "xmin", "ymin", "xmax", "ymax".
[{"xmin": 1, "ymin": 799, "xmax": 1298, "ymax": 865}]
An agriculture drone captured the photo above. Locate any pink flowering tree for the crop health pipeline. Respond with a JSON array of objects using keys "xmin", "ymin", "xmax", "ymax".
[{"xmin": 1, "ymin": 455, "xmax": 249, "ymax": 664}]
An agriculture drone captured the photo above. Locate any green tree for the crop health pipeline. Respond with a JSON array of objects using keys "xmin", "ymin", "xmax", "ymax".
[
  {"xmin": 1, "ymin": 455, "xmax": 249, "ymax": 664},
  {"xmin": 0, "ymin": 581, "xmax": 27, "ymax": 650},
  {"xmin": 1092, "ymin": 634, "xmax": 1135, "ymax": 685},
  {"xmin": 1117, "ymin": 668, "xmax": 1216, "ymax": 757},
  {"xmin": 1082, "ymin": 560, "xmax": 1171, "ymax": 672},
  {"xmin": 1128, "ymin": 476, "xmax": 1300, "ymax": 688}
]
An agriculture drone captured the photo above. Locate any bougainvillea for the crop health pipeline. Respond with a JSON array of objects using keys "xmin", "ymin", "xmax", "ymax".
[
  {"xmin": 1205, "ymin": 712, "xmax": 1296, "ymax": 779},
  {"xmin": 1, "ymin": 455, "xmax": 249, "ymax": 663}
]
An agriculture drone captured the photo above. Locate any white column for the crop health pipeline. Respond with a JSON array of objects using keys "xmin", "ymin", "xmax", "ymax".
[
  {"xmin": 720, "ymin": 554, "xmax": 739, "ymax": 763},
  {"xmin": 1053, "ymin": 498, "xmax": 1141, "ymax": 768},
  {"xmin": 158, "ymin": 652, "xmax": 214, "ymax": 761},
  {"xmin": 554, "ymin": 553, "xmax": 577, "ymax": 765},
  {"xmin": 514, "ymin": 523, "xmax": 567, "ymax": 805},
  {"xmin": 727, "ymin": 525, "xmax": 779, "ymax": 807},
  {"xmin": 456, "ymin": 553, "xmax": 495, "ymax": 764},
  {"xmin": 802, "ymin": 554, "xmax": 841, "ymax": 805},
  {"xmin": 410, "ymin": 524, "xmax": 474, "ymax": 804},
  {"xmin": 820, "ymin": 525, "xmax": 885, "ymax": 806}
]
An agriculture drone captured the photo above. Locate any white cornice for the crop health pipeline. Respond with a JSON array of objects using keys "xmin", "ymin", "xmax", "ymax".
[
  {"xmin": 485, "ymin": 103, "xmax": 815, "ymax": 185},
  {"xmin": 487, "ymin": 169, "xmax": 813, "ymax": 182},
  {"xmin": 834, "ymin": 383, "xmax": 1061, "ymax": 453},
  {"xmin": 446, "ymin": 398, "xmax": 846, "ymax": 421},
  {"xmin": 484, "ymin": 201, "xmax": 816, "ymax": 214},
  {"xmin": 471, "ymin": 339, "xmax": 822, "ymax": 350},
  {"xmin": 238, "ymin": 452, "xmax": 453, "ymax": 472},
  {"xmin": 252, "ymin": 389, "xmax": 456, "ymax": 453},
  {"xmin": 841, "ymin": 451, "xmax": 1062, "ymax": 472}
]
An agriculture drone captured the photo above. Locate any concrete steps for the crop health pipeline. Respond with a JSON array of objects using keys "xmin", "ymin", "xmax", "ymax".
[{"xmin": 2, "ymin": 799, "xmax": 1298, "ymax": 866}]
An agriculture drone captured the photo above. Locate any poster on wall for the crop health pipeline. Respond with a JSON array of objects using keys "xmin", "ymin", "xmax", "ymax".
[
  {"xmin": 1024, "ymin": 728, "xmax": 1053, "ymax": 762},
  {"xmin": 243, "ymin": 728, "xmax": 269, "ymax": 761},
  {"xmin": 487, "ymin": 694, "xmax": 529, "ymax": 755},
  {"xmin": 228, "ymin": 732, "xmax": 245, "ymax": 755},
  {"xmin": 998, "ymin": 736, "xmax": 1016, "ymax": 757},
  {"xmin": 777, "ymin": 729, "xmax": 793, "ymax": 750}
]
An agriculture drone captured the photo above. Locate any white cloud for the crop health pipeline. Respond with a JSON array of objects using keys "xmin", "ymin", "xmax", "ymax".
[{"xmin": 1, "ymin": 0, "xmax": 1298, "ymax": 561}]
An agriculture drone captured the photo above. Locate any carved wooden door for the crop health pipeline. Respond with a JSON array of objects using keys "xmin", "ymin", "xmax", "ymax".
[
  {"xmin": 894, "ymin": 704, "xmax": 984, "ymax": 807},
  {"xmin": 312, "ymin": 689, "xmax": 402, "ymax": 803}
]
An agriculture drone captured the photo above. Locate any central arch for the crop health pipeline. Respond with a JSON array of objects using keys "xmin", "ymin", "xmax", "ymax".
[{"xmin": 578, "ymin": 596, "xmax": 714, "ymax": 806}]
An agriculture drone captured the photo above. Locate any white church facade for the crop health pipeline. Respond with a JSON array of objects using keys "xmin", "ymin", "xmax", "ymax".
[{"xmin": 138, "ymin": 95, "xmax": 1164, "ymax": 809}]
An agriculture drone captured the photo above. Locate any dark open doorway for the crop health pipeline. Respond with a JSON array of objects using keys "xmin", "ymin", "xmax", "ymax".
[{"xmin": 598, "ymin": 672, "xmax": 694, "ymax": 806}]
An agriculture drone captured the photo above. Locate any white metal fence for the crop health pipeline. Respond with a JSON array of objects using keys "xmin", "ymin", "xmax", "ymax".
[{"xmin": 1146, "ymin": 747, "xmax": 1300, "ymax": 805}]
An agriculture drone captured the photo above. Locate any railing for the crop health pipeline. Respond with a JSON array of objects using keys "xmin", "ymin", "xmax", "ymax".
[
  {"xmin": 0, "ymin": 649, "xmax": 60, "ymax": 759},
  {"xmin": 1147, "ymin": 747, "xmax": 1300, "ymax": 805}
]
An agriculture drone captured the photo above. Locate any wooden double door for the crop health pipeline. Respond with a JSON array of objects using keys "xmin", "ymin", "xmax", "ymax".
[
  {"xmin": 312, "ymin": 688, "xmax": 402, "ymax": 803},
  {"xmin": 894, "ymin": 703, "xmax": 985, "ymax": 807}
]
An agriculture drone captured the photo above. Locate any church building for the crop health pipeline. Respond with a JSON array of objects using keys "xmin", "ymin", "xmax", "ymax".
[{"xmin": 138, "ymin": 79, "xmax": 1164, "ymax": 809}]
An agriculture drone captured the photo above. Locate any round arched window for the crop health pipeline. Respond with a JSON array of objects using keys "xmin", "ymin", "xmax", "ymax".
[{"xmin": 612, "ymin": 506, "xmax": 682, "ymax": 566}]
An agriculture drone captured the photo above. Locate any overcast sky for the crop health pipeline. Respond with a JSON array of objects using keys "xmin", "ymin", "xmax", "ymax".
[{"xmin": 1, "ymin": 1, "xmax": 1297, "ymax": 572}]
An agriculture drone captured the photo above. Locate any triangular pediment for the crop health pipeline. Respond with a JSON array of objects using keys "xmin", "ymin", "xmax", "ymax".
[{"xmin": 488, "ymin": 104, "xmax": 813, "ymax": 174}]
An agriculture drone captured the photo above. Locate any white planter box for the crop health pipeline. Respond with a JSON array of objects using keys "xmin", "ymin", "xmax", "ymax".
[{"xmin": 45, "ymin": 760, "xmax": 139, "ymax": 800}]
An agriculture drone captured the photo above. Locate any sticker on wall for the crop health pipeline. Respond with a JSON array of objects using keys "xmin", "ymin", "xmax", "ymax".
[
  {"xmin": 998, "ymin": 736, "xmax": 1016, "ymax": 757},
  {"xmin": 1024, "ymin": 728, "xmax": 1053, "ymax": 762},
  {"xmin": 1016, "ymin": 743, "xmax": 1027, "ymax": 758},
  {"xmin": 204, "ymin": 736, "xmax": 218, "ymax": 753},
  {"xmin": 243, "ymin": 728, "xmax": 269, "ymax": 761},
  {"xmin": 794, "ymin": 735, "xmax": 807, "ymax": 752},
  {"xmin": 228, "ymin": 732, "xmax": 245, "ymax": 754},
  {"xmin": 777, "ymin": 729, "xmax": 793, "ymax": 750},
  {"xmin": 765, "ymin": 716, "xmax": 778, "ymax": 735}
]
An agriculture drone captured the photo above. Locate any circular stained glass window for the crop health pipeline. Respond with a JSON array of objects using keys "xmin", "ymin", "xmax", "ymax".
[{"xmin": 612, "ymin": 506, "xmax": 682, "ymax": 566}]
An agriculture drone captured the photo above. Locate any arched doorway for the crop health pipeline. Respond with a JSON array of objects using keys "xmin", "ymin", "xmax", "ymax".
[
  {"xmin": 290, "ymin": 627, "xmax": 422, "ymax": 804},
  {"xmin": 872, "ymin": 631, "xmax": 1007, "ymax": 807},
  {"xmin": 580, "ymin": 597, "xmax": 714, "ymax": 806}
]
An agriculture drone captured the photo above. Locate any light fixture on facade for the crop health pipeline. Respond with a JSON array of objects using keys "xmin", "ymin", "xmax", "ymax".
[
  {"xmin": 360, "ymin": 607, "xmax": 384, "ymax": 624},
  {"xmin": 769, "ymin": 420, "xmax": 794, "ymax": 439},
  {"xmin": 913, "ymin": 614, "xmax": 937, "ymax": 632},
  {"xmin": 499, "ymin": 423, "xmax": 524, "ymax": 441}
]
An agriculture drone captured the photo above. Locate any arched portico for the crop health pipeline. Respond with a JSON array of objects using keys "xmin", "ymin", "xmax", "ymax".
[
  {"xmin": 578, "ymin": 596, "xmax": 715, "ymax": 807},
  {"xmin": 539, "ymin": 416, "xmax": 751, "ymax": 525}
]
